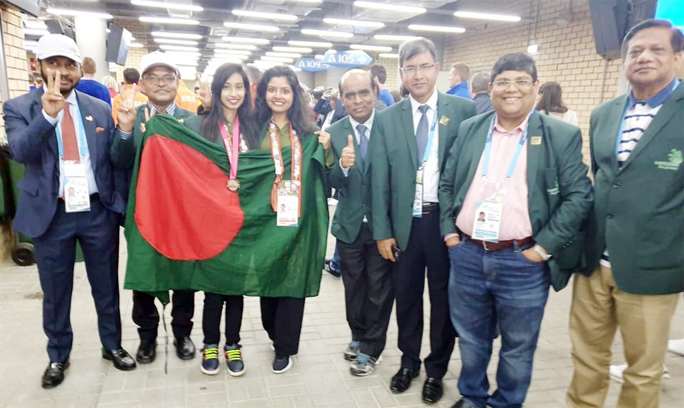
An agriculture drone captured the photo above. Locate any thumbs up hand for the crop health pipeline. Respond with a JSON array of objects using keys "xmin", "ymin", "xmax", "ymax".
[{"xmin": 341, "ymin": 134, "xmax": 356, "ymax": 168}]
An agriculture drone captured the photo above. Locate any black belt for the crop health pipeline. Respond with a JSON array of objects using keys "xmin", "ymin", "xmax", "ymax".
[
  {"xmin": 422, "ymin": 202, "xmax": 439, "ymax": 214},
  {"xmin": 464, "ymin": 234, "xmax": 532, "ymax": 251}
]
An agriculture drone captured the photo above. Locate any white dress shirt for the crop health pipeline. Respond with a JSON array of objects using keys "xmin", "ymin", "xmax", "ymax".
[{"xmin": 409, "ymin": 89, "xmax": 439, "ymax": 203}]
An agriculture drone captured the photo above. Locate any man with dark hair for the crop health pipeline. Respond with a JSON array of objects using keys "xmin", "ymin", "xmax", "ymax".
[
  {"xmin": 446, "ymin": 62, "xmax": 472, "ymax": 100},
  {"xmin": 243, "ymin": 65, "xmax": 262, "ymax": 106},
  {"xmin": 567, "ymin": 19, "xmax": 683, "ymax": 408},
  {"xmin": 3, "ymin": 34, "xmax": 135, "ymax": 389},
  {"xmin": 440, "ymin": 51, "xmax": 592, "ymax": 408},
  {"xmin": 470, "ymin": 71, "xmax": 494, "ymax": 114},
  {"xmin": 75, "ymin": 56, "xmax": 112, "ymax": 106},
  {"xmin": 372, "ymin": 37, "xmax": 476, "ymax": 403},
  {"xmin": 111, "ymin": 68, "xmax": 147, "ymax": 125},
  {"xmin": 369, "ymin": 63, "xmax": 395, "ymax": 108}
]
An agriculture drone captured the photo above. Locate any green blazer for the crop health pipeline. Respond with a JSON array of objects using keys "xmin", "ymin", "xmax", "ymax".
[
  {"xmin": 371, "ymin": 92, "xmax": 476, "ymax": 250},
  {"xmin": 328, "ymin": 114, "xmax": 378, "ymax": 244},
  {"xmin": 439, "ymin": 111, "xmax": 593, "ymax": 291},
  {"xmin": 110, "ymin": 104, "xmax": 195, "ymax": 169},
  {"xmin": 585, "ymin": 84, "xmax": 684, "ymax": 295}
]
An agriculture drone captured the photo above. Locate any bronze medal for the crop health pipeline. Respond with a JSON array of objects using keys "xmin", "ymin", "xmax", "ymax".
[{"xmin": 227, "ymin": 178, "xmax": 240, "ymax": 192}]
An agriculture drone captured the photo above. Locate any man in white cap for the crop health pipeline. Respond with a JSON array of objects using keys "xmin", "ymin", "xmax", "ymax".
[
  {"xmin": 112, "ymin": 50, "xmax": 197, "ymax": 364},
  {"xmin": 3, "ymin": 34, "xmax": 136, "ymax": 389}
]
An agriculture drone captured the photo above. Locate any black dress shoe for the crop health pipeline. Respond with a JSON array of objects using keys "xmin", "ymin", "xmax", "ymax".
[
  {"xmin": 451, "ymin": 398, "xmax": 479, "ymax": 408},
  {"xmin": 42, "ymin": 361, "xmax": 69, "ymax": 389},
  {"xmin": 136, "ymin": 340, "xmax": 157, "ymax": 364},
  {"xmin": 174, "ymin": 336, "xmax": 196, "ymax": 360},
  {"xmin": 390, "ymin": 367, "xmax": 419, "ymax": 393},
  {"xmin": 422, "ymin": 377, "xmax": 444, "ymax": 404},
  {"xmin": 102, "ymin": 348, "xmax": 137, "ymax": 371}
]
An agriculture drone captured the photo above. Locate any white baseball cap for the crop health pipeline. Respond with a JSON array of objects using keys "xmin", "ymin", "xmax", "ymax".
[
  {"xmin": 35, "ymin": 34, "xmax": 82, "ymax": 64},
  {"xmin": 140, "ymin": 51, "xmax": 180, "ymax": 76}
]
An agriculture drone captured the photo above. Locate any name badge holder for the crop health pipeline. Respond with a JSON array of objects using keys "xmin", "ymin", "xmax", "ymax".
[
  {"xmin": 471, "ymin": 111, "xmax": 533, "ymax": 241},
  {"xmin": 57, "ymin": 110, "xmax": 91, "ymax": 213},
  {"xmin": 412, "ymin": 107, "xmax": 438, "ymax": 218},
  {"xmin": 276, "ymin": 180, "xmax": 300, "ymax": 227}
]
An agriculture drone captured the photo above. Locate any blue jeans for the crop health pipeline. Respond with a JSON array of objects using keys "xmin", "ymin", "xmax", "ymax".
[{"xmin": 448, "ymin": 239, "xmax": 550, "ymax": 408}]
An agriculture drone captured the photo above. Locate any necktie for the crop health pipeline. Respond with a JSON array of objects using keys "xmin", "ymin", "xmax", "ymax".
[
  {"xmin": 61, "ymin": 101, "xmax": 80, "ymax": 162},
  {"xmin": 416, "ymin": 104, "xmax": 429, "ymax": 166},
  {"xmin": 357, "ymin": 124, "xmax": 368, "ymax": 163}
]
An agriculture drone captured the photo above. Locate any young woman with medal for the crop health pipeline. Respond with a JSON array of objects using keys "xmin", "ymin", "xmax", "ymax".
[
  {"xmin": 184, "ymin": 63, "xmax": 260, "ymax": 377},
  {"xmin": 254, "ymin": 66, "xmax": 330, "ymax": 374}
]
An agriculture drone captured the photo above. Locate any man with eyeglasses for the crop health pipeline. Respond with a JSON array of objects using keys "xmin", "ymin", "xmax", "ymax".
[
  {"xmin": 439, "ymin": 52, "xmax": 592, "ymax": 408},
  {"xmin": 112, "ymin": 51, "xmax": 197, "ymax": 365},
  {"xmin": 371, "ymin": 37, "xmax": 476, "ymax": 404}
]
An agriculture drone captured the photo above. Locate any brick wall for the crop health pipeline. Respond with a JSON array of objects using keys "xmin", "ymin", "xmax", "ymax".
[
  {"xmin": 443, "ymin": 0, "xmax": 623, "ymax": 162},
  {"xmin": 376, "ymin": 57, "xmax": 400, "ymax": 92},
  {"xmin": 0, "ymin": 5, "xmax": 30, "ymax": 262}
]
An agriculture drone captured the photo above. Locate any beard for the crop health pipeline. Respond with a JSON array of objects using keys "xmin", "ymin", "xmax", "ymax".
[{"xmin": 40, "ymin": 66, "xmax": 80, "ymax": 96}]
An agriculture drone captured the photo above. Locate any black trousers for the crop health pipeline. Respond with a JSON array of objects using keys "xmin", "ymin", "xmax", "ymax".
[
  {"xmin": 394, "ymin": 208, "xmax": 456, "ymax": 378},
  {"xmin": 202, "ymin": 292, "xmax": 244, "ymax": 346},
  {"xmin": 338, "ymin": 223, "xmax": 394, "ymax": 358},
  {"xmin": 34, "ymin": 199, "xmax": 121, "ymax": 363},
  {"xmin": 132, "ymin": 290, "xmax": 195, "ymax": 341},
  {"xmin": 260, "ymin": 297, "xmax": 305, "ymax": 356}
]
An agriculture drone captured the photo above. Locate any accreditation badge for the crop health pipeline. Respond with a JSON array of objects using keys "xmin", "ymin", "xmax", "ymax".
[
  {"xmin": 471, "ymin": 201, "xmax": 502, "ymax": 242},
  {"xmin": 63, "ymin": 161, "xmax": 90, "ymax": 213},
  {"xmin": 276, "ymin": 180, "xmax": 299, "ymax": 227},
  {"xmin": 412, "ymin": 167, "xmax": 424, "ymax": 218}
]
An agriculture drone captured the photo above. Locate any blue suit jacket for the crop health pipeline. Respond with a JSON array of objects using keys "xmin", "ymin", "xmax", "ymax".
[{"xmin": 3, "ymin": 89, "xmax": 127, "ymax": 238}]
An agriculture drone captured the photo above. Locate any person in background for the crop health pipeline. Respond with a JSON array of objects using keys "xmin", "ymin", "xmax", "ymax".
[
  {"xmin": 390, "ymin": 89, "xmax": 402, "ymax": 104},
  {"xmin": 111, "ymin": 68, "xmax": 147, "ymax": 125},
  {"xmin": 470, "ymin": 71, "xmax": 494, "ymax": 114},
  {"xmin": 243, "ymin": 64, "xmax": 262, "ymax": 108},
  {"xmin": 101, "ymin": 75, "xmax": 119, "ymax": 101},
  {"xmin": 447, "ymin": 62, "xmax": 472, "ymax": 100},
  {"xmin": 175, "ymin": 78, "xmax": 199, "ymax": 113},
  {"xmin": 29, "ymin": 73, "xmax": 44, "ymax": 91},
  {"xmin": 372, "ymin": 81, "xmax": 386, "ymax": 112},
  {"xmin": 320, "ymin": 88, "xmax": 347, "ymax": 131},
  {"xmin": 369, "ymin": 64, "xmax": 395, "ymax": 108},
  {"xmin": 535, "ymin": 82, "xmax": 579, "ymax": 127},
  {"xmin": 75, "ymin": 57, "xmax": 112, "ymax": 106}
]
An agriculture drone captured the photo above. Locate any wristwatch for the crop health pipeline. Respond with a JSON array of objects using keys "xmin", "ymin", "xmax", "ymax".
[{"xmin": 532, "ymin": 244, "xmax": 552, "ymax": 261}]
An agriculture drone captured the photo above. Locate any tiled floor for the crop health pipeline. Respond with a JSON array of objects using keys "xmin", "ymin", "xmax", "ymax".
[{"xmin": 0, "ymin": 224, "xmax": 682, "ymax": 408}]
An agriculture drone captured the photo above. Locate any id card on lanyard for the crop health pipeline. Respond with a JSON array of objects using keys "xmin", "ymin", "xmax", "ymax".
[
  {"xmin": 412, "ymin": 107, "xmax": 438, "ymax": 218},
  {"xmin": 57, "ymin": 104, "xmax": 91, "ymax": 213},
  {"xmin": 471, "ymin": 110, "xmax": 534, "ymax": 241}
]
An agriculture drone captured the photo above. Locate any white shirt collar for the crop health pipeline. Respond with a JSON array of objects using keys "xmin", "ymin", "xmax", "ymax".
[
  {"xmin": 409, "ymin": 88, "xmax": 438, "ymax": 115},
  {"xmin": 348, "ymin": 110, "xmax": 376, "ymax": 135}
]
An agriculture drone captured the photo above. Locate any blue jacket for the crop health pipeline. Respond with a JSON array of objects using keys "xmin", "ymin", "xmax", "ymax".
[
  {"xmin": 3, "ymin": 89, "xmax": 127, "ymax": 238},
  {"xmin": 446, "ymin": 82, "xmax": 472, "ymax": 100},
  {"xmin": 76, "ymin": 79, "xmax": 112, "ymax": 107}
]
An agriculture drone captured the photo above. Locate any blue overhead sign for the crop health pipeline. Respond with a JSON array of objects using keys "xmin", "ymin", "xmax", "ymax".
[
  {"xmin": 294, "ymin": 58, "xmax": 331, "ymax": 72},
  {"xmin": 321, "ymin": 50, "xmax": 373, "ymax": 67}
]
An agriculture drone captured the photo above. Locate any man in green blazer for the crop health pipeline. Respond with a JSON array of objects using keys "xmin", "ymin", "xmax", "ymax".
[
  {"xmin": 328, "ymin": 69, "xmax": 393, "ymax": 377},
  {"xmin": 567, "ymin": 20, "xmax": 684, "ymax": 408},
  {"xmin": 439, "ymin": 52, "xmax": 592, "ymax": 408},
  {"xmin": 112, "ymin": 51, "xmax": 196, "ymax": 366},
  {"xmin": 371, "ymin": 37, "xmax": 476, "ymax": 403}
]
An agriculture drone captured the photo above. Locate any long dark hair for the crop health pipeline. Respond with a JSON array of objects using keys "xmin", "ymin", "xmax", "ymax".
[
  {"xmin": 200, "ymin": 63, "xmax": 260, "ymax": 149},
  {"xmin": 536, "ymin": 82, "xmax": 568, "ymax": 114},
  {"xmin": 255, "ymin": 66, "xmax": 315, "ymax": 135}
]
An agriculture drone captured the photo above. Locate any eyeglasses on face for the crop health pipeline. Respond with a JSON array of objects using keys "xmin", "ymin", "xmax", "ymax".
[
  {"xmin": 492, "ymin": 79, "xmax": 534, "ymax": 90},
  {"xmin": 400, "ymin": 63, "xmax": 437, "ymax": 75},
  {"xmin": 143, "ymin": 75, "xmax": 177, "ymax": 84}
]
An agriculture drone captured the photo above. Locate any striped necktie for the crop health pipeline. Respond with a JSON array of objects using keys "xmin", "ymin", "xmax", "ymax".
[{"xmin": 61, "ymin": 101, "xmax": 80, "ymax": 162}]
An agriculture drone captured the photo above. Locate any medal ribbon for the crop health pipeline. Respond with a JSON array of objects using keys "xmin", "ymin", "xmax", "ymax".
[
  {"xmin": 218, "ymin": 117, "xmax": 240, "ymax": 182},
  {"xmin": 268, "ymin": 119, "xmax": 302, "ymax": 215}
]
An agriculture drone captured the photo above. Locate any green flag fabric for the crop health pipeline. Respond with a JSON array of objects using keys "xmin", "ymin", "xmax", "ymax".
[{"xmin": 123, "ymin": 115, "xmax": 328, "ymax": 299}]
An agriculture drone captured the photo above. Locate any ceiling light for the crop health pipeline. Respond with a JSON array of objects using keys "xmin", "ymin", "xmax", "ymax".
[
  {"xmin": 266, "ymin": 52, "xmax": 302, "ymax": 58},
  {"xmin": 314, "ymin": 54, "xmax": 324, "ymax": 60},
  {"xmin": 163, "ymin": 51, "xmax": 201, "ymax": 57},
  {"xmin": 453, "ymin": 11, "xmax": 521, "ymax": 22},
  {"xmin": 46, "ymin": 8, "xmax": 113, "ymax": 20},
  {"xmin": 130, "ymin": 43, "xmax": 145, "ymax": 48},
  {"xmin": 221, "ymin": 37, "xmax": 270, "ymax": 45},
  {"xmin": 288, "ymin": 40, "xmax": 333, "ymax": 48},
  {"xmin": 211, "ymin": 55, "xmax": 248, "ymax": 61},
  {"xmin": 323, "ymin": 18, "xmax": 385, "ymax": 28},
  {"xmin": 232, "ymin": 10, "xmax": 297, "ymax": 22},
  {"xmin": 288, "ymin": 65, "xmax": 302, "ymax": 72},
  {"xmin": 408, "ymin": 24, "xmax": 466, "ymax": 34},
  {"xmin": 25, "ymin": 20, "xmax": 47, "ymax": 30},
  {"xmin": 378, "ymin": 53, "xmax": 399, "ymax": 58},
  {"xmin": 261, "ymin": 56, "xmax": 294, "ymax": 63},
  {"xmin": 349, "ymin": 44, "xmax": 393, "ymax": 52},
  {"xmin": 292, "ymin": 0, "xmax": 321, "ymax": 3},
  {"xmin": 159, "ymin": 45, "xmax": 200, "ymax": 52},
  {"xmin": 214, "ymin": 43, "xmax": 257, "ymax": 50},
  {"xmin": 131, "ymin": 0, "xmax": 203, "ymax": 12},
  {"xmin": 301, "ymin": 29, "xmax": 353, "ymax": 38},
  {"xmin": 154, "ymin": 38, "xmax": 198, "ymax": 45},
  {"xmin": 224, "ymin": 22, "xmax": 279, "ymax": 32},
  {"xmin": 214, "ymin": 49, "xmax": 252, "ymax": 55},
  {"xmin": 208, "ymin": 59, "xmax": 245, "ymax": 65},
  {"xmin": 273, "ymin": 46, "xmax": 313, "ymax": 53},
  {"xmin": 374, "ymin": 34, "xmax": 420, "ymax": 42},
  {"xmin": 152, "ymin": 31, "xmax": 202, "ymax": 39},
  {"xmin": 23, "ymin": 28, "xmax": 50, "ymax": 36},
  {"xmin": 139, "ymin": 16, "xmax": 199, "ymax": 25},
  {"xmin": 353, "ymin": 1, "xmax": 426, "ymax": 14}
]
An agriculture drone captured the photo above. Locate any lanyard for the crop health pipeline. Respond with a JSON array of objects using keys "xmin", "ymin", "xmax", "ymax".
[
  {"xmin": 55, "ymin": 102, "xmax": 88, "ymax": 160},
  {"xmin": 615, "ymin": 80, "xmax": 680, "ymax": 155},
  {"xmin": 481, "ymin": 109, "xmax": 534, "ymax": 182},
  {"xmin": 218, "ymin": 117, "xmax": 240, "ymax": 181},
  {"xmin": 268, "ymin": 119, "xmax": 302, "ymax": 214},
  {"xmin": 419, "ymin": 105, "xmax": 439, "ymax": 166}
]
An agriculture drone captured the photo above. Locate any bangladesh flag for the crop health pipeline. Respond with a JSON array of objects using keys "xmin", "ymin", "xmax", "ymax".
[{"xmin": 123, "ymin": 115, "xmax": 329, "ymax": 301}]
